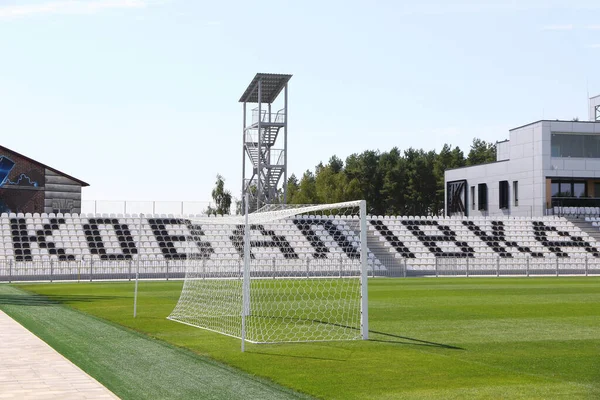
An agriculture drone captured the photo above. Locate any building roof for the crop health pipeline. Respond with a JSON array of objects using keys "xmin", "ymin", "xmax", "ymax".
[
  {"xmin": 509, "ymin": 119, "xmax": 600, "ymax": 131},
  {"xmin": 445, "ymin": 159, "xmax": 508, "ymax": 173},
  {"xmin": 239, "ymin": 73, "xmax": 292, "ymax": 103},
  {"xmin": 0, "ymin": 145, "xmax": 89, "ymax": 187}
]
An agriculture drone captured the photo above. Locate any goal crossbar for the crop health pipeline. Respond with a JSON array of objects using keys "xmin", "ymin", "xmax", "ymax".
[{"xmin": 167, "ymin": 199, "xmax": 368, "ymax": 350}]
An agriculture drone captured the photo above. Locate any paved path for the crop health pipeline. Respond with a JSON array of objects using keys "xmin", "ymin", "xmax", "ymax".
[{"xmin": 0, "ymin": 310, "xmax": 118, "ymax": 399}]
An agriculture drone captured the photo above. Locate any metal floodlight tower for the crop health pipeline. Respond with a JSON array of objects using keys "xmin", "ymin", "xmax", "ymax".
[{"xmin": 240, "ymin": 73, "xmax": 292, "ymax": 212}]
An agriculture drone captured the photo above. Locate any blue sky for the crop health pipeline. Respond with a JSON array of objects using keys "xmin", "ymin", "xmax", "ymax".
[{"xmin": 1, "ymin": 0, "xmax": 600, "ymax": 206}]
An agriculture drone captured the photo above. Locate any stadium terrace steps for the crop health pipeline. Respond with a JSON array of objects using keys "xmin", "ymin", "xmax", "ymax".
[
  {"xmin": 364, "ymin": 227, "xmax": 407, "ymax": 276},
  {"xmin": 569, "ymin": 216, "xmax": 600, "ymax": 242},
  {"xmin": 1, "ymin": 213, "xmax": 600, "ymax": 280}
]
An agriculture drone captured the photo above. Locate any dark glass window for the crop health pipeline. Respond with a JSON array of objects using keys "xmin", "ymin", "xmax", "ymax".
[
  {"xmin": 551, "ymin": 133, "xmax": 600, "ymax": 158},
  {"xmin": 551, "ymin": 180, "xmax": 586, "ymax": 198},
  {"xmin": 470, "ymin": 186, "xmax": 475, "ymax": 210},
  {"xmin": 573, "ymin": 182, "xmax": 586, "ymax": 198},
  {"xmin": 499, "ymin": 181, "xmax": 509, "ymax": 209},
  {"xmin": 478, "ymin": 183, "xmax": 487, "ymax": 211}
]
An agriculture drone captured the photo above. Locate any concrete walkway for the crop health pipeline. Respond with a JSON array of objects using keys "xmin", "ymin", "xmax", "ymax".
[{"xmin": 0, "ymin": 310, "xmax": 118, "ymax": 399}]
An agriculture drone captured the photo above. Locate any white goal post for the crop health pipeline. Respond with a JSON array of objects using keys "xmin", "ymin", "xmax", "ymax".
[{"xmin": 167, "ymin": 199, "xmax": 368, "ymax": 350}]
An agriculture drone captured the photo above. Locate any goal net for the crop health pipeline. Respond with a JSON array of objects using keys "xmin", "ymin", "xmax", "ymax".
[{"xmin": 167, "ymin": 200, "xmax": 368, "ymax": 348}]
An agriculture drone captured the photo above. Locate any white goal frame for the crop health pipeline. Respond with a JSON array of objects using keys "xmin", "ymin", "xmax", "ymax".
[{"xmin": 168, "ymin": 197, "xmax": 369, "ymax": 351}]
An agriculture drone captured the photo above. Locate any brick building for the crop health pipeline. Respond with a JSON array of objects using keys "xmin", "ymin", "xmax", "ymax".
[{"xmin": 0, "ymin": 146, "xmax": 88, "ymax": 214}]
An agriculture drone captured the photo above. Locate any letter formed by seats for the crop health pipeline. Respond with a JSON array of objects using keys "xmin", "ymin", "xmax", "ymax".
[
  {"xmin": 230, "ymin": 224, "xmax": 298, "ymax": 259},
  {"xmin": 532, "ymin": 221, "xmax": 600, "ymax": 257},
  {"xmin": 84, "ymin": 218, "xmax": 137, "ymax": 260},
  {"xmin": 149, "ymin": 218, "xmax": 214, "ymax": 260},
  {"xmin": 401, "ymin": 220, "xmax": 475, "ymax": 257},
  {"xmin": 10, "ymin": 218, "xmax": 74, "ymax": 261}
]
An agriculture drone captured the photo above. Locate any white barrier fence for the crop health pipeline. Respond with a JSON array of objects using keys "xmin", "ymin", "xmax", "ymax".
[
  {"xmin": 80, "ymin": 200, "xmax": 216, "ymax": 215},
  {"xmin": 372, "ymin": 255, "xmax": 600, "ymax": 278},
  {"xmin": 0, "ymin": 255, "xmax": 598, "ymax": 283}
]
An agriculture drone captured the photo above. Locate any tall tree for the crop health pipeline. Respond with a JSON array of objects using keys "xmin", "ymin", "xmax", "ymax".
[
  {"xmin": 404, "ymin": 148, "xmax": 437, "ymax": 215},
  {"xmin": 378, "ymin": 147, "xmax": 408, "ymax": 215},
  {"xmin": 345, "ymin": 150, "xmax": 382, "ymax": 213},
  {"xmin": 290, "ymin": 170, "xmax": 318, "ymax": 204},
  {"xmin": 286, "ymin": 174, "xmax": 300, "ymax": 203},
  {"xmin": 284, "ymin": 137, "xmax": 492, "ymax": 216},
  {"xmin": 314, "ymin": 156, "xmax": 354, "ymax": 203},
  {"xmin": 467, "ymin": 138, "xmax": 496, "ymax": 166},
  {"xmin": 205, "ymin": 174, "xmax": 232, "ymax": 215},
  {"xmin": 434, "ymin": 144, "xmax": 466, "ymax": 214}
]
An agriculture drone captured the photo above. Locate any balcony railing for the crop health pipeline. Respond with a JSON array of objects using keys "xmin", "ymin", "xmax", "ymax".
[
  {"xmin": 251, "ymin": 108, "xmax": 285, "ymax": 124},
  {"xmin": 550, "ymin": 197, "xmax": 600, "ymax": 216}
]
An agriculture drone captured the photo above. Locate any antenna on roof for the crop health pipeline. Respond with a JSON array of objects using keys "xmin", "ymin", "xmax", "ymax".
[{"xmin": 587, "ymin": 77, "xmax": 590, "ymax": 100}]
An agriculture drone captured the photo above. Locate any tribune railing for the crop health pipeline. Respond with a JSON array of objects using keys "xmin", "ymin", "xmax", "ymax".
[
  {"xmin": 0, "ymin": 255, "xmax": 598, "ymax": 283},
  {"xmin": 80, "ymin": 201, "xmax": 214, "ymax": 216},
  {"xmin": 370, "ymin": 254, "xmax": 600, "ymax": 278}
]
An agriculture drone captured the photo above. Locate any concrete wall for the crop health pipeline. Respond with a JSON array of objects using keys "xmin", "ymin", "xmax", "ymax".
[
  {"xmin": 496, "ymin": 141, "xmax": 510, "ymax": 161},
  {"xmin": 446, "ymin": 122, "xmax": 544, "ymax": 217},
  {"xmin": 446, "ymin": 120, "xmax": 600, "ymax": 217},
  {"xmin": 590, "ymin": 95, "xmax": 600, "ymax": 121}
]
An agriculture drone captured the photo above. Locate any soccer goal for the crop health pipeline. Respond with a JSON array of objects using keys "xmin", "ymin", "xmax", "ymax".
[{"xmin": 167, "ymin": 200, "xmax": 368, "ymax": 350}]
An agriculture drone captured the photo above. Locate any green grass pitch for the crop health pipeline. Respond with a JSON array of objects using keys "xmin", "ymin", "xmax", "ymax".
[{"xmin": 3, "ymin": 277, "xmax": 600, "ymax": 399}]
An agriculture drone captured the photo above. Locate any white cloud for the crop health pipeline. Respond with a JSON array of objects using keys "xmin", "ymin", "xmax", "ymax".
[
  {"xmin": 542, "ymin": 24, "xmax": 573, "ymax": 31},
  {"xmin": 586, "ymin": 25, "xmax": 600, "ymax": 30},
  {"xmin": 0, "ymin": 0, "xmax": 147, "ymax": 19},
  {"xmin": 585, "ymin": 44, "xmax": 600, "ymax": 48}
]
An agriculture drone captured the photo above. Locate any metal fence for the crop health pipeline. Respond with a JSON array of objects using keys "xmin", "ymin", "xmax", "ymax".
[
  {"xmin": 0, "ymin": 260, "xmax": 188, "ymax": 283},
  {"xmin": 371, "ymin": 255, "xmax": 600, "ymax": 278},
  {"xmin": 80, "ymin": 201, "xmax": 216, "ymax": 216},
  {"xmin": 0, "ymin": 256, "xmax": 598, "ymax": 283}
]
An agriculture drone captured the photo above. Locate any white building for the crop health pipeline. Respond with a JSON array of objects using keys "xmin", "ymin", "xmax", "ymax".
[{"xmin": 445, "ymin": 96, "xmax": 600, "ymax": 217}]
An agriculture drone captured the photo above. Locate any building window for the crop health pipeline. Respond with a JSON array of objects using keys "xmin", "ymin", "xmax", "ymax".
[
  {"xmin": 499, "ymin": 181, "xmax": 509, "ymax": 209},
  {"xmin": 551, "ymin": 133, "xmax": 600, "ymax": 158},
  {"xmin": 471, "ymin": 186, "xmax": 475, "ymax": 210},
  {"xmin": 478, "ymin": 183, "xmax": 488, "ymax": 211},
  {"xmin": 551, "ymin": 182, "xmax": 562, "ymax": 197},
  {"xmin": 513, "ymin": 181, "xmax": 518, "ymax": 206},
  {"xmin": 551, "ymin": 180, "xmax": 587, "ymax": 198},
  {"xmin": 573, "ymin": 182, "xmax": 586, "ymax": 198}
]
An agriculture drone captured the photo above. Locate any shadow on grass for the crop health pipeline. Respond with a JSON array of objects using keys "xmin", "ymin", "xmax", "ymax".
[
  {"xmin": 306, "ymin": 318, "xmax": 464, "ymax": 350},
  {"xmin": 249, "ymin": 351, "xmax": 347, "ymax": 362},
  {"xmin": 369, "ymin": 330, "xmax": 464, "ymax": 350},
  {"xmin": 0, "ymin": 293, "xmax": 127, "ymax": 307},
  {"xmin": 248, "ymin": 316, "xmax": 464, "ymax": 352}
]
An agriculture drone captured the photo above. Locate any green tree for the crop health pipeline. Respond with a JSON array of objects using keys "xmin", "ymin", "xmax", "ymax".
[
  {"xmin": 434, "ymin": 144, "xmax": 466, "ymax": 214},
  {"xmin": 467, "ymin": 138, "xmax": 496, "ymax": 166},
  {"xmin": 234, "ymin": 197, "xmax": 242, "ymax": 215},
  {"xmin": 403, "ymin": 148, "xmax": 438, "ymax": 215},
  {"xmin": 285, "ymin": 137, "xmax": 492, "ymax": 216},
  {"xmin": 286, "ymin": 174, "xmax": 300, "ymax": 203},
  {"xmin": 378, "ymin": 147, "xmax": 407, "ymax": 215},
  {"xmin": 205, "ymin": 174, "xmax": 232, "ymax": 215},
  {"xmin": 328, "ymin": 155, "xmax": 344, "ymax": 174},
  {"xmin": 344, "ymin": 150, "xmax": 382, "ymax": 213},
  {"xmin": 290, "ymin": 170, "xmax": 318, "ymax": 204},
  {"xmin": 315, "ymin": 156, "xmax": 352, "ymax": 203}
]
